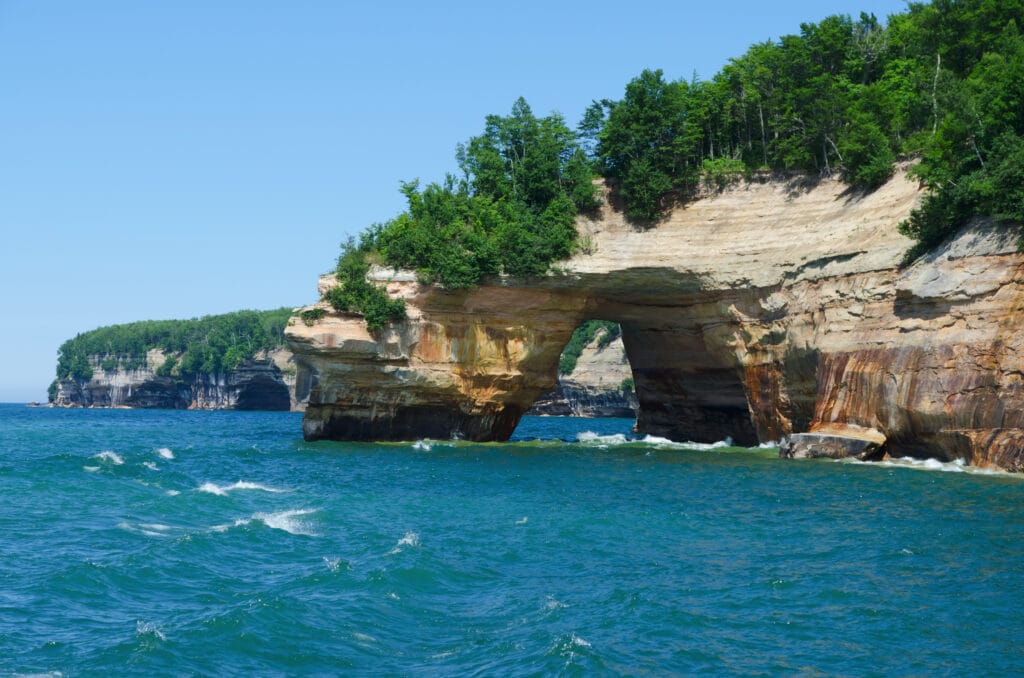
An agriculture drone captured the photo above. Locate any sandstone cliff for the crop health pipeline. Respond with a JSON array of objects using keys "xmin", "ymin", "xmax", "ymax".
[
  {"xmin": 286, "ymin": 169, "xmax": 1024, "ymax": 471},
  {"xmin": 53, "ymin": 348, "xmax": 303, "ymax": 411},
  {"xmin": 529, "ymin": 330, "xmax": 638, "ymax": 417}
]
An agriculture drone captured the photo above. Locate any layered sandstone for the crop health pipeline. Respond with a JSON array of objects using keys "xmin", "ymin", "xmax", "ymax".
[
  {"xmin": 53, "ymin": 348, "xmax": 303, "ymax": 411},
  {"xmin": 529, "ymin": 331, "xmax": 638, "ymax": 417},
  {"xmin": 287, "ymin": 169, "xmax": 1024, "ymax": 471}
]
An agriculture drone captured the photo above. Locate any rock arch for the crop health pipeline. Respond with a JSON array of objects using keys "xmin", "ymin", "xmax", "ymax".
[{"xmin": 286, "ymin": 171, "xmax": 1024, "ymax": 471}]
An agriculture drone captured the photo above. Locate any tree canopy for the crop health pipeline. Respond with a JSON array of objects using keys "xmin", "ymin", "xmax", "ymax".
[
  {"xmin": 53, "ymin": 308, "xmax": 293, "ymax": 390},
  {"xmin": 329, "ymin": 0, "xmax": 1024, "ymax": 331},
  {"xmin": 589, "ymin": 0, "xmax": 1023, "ymax": 247},
  {"xmin": 325, "ymin": 98, "xmax": 598, "ymax": 327}
]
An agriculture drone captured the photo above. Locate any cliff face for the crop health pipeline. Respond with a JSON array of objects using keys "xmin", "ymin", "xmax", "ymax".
[
  {"xmin": 529, "ymin": 331, "xmax": 638, "ymax": 417},
  {"xmin": 286, "ymin": 170, "xmax": 1024, "ymax": 471},
  {"xmin": 53, "ymin": 348, "xmax": 303, "ymax": 411}
]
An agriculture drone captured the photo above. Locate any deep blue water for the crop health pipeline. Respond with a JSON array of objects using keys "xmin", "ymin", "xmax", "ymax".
[{"xmin": 1, "ymin": 404, "xmax": 1023, "ymax": 676}]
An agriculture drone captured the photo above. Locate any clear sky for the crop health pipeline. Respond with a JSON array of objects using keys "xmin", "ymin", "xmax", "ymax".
[{"xmin": 0, "ymin": 0, "xmax": 910, "ymax": 402}]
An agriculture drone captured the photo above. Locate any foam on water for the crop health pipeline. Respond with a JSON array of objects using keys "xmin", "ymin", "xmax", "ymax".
[
  {"xmin": 156, "ymin": 447, "xmax": 175, "ymax": 460},
  {"xmin": 388, "ymin": 531, "xmax": 420, "ymax": 554},
  {"xmin": 119, "ymin": 521, "xmax": 176, "ymax": 538},
  {"xmin": 82, "ymin": 466, "xmax": 100, "ymax": 473},
  {"xmin": 576, "ymin": 431, "xmax": 734, "ymax": 451},
  {"xmin": 135, "ymin": 620, "xmax": 166, "ymax": 642},
  {"xmin": 412, "ymin": 440, "xmax": 433, "ymax": 451},
  {"xmin": 252, "ymin": 509, "xmax": 317, "ymax": 536},
  {"xmin": 577, "ymin": 432, "xmax": 630, "ymax": 446},
  {"xmin": 198, "ymin": 481, "xmax": 289, "ymax": 496},
  {"xmin": 323, "ymin": 557, "xmax": 345, "ymax": 572},
  {"xmin": 143, "ymin": 461, "xmax": 159, "ymax": 471},
  {"xmin": 93, "ymin": 451, "xmax": 123, "ymax": 465},
  {"xmin": 841, "ymin": 456, "xmax": 1016, "ymax": 476},
  {"xmin": 515, "ymin": 517, "xmax": 529, "ymax": 525}
]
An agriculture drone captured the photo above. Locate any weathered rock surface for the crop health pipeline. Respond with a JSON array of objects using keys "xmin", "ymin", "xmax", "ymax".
[
  {"xmin": 53, "ymin": 348, "xmax": 303, "ymax": 411},
  {"xmin": 287, "ymin": 169, "xmax": 1024, "ymax": 471},
  {"xmin": 780, "ymin": 426, "xmax": 887, "ymax": 461},
  {"xmin": 529, "ymin": 332, "xmax": 638, "ymax": 417}
]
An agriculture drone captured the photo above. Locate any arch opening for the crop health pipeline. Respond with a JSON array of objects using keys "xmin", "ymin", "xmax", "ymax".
[
  {"xmin": 525, "ymin": 319, "xmax": 638, "ymax": 421},
  {"xmin": 513, "ymin": 301, "xmax": 762, "ymax": 447}
]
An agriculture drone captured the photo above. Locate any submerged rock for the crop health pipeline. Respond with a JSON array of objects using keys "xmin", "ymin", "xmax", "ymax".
[{"xmin": 780, "ymin": 430, "xmax": 886, "ymax": 461}]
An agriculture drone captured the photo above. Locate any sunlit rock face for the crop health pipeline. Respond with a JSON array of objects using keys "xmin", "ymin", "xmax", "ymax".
[
  {"xmin": 528, "ymin": 331, "xmax": 637, "ymax": 418},
  {"xmin": 287, "ymin": 169, "xmax": 1024, "ymax": 471}
]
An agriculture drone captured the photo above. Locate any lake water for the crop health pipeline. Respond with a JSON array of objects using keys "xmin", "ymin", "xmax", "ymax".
[{"xmin": 1, "ymin": 404, "xmax": 1022, "ymax": 675}]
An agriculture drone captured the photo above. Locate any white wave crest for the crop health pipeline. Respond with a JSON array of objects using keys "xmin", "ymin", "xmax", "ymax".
[
  {"xmin": 143, "ymin": 461, "xmax": 159, "ymax": 471},
  {"xmin": 210, "ymin": 509, "xmax": 317, "ymax": 536},
  {"xmin": 118, "ymin": 522, "xmax": 175, "ymax": 538},
  {"xmin": 93, "ymin": 451, "xmax": 123, "ymax": 465},
  {"xmin": 165, "ymin": 489, "xmax": 180, "ymax": 497},
  {"xmin": 198, "ymin": 481, "xmax": 289, "ymax": 496},
  {"xmin": 412, "ymin": 440, "xmax": 433, "ymax": 451},
  {"xmin": 515, "ymin": 517, "xmax": 529, "ymax": 525},
  {"xmin": 577, "ymin": 432, "xmax": 630, "ymax": 445},
  {"xmin": 254, "ymin": 509, "xmax": 317, "ymax": 535},
  {"xmin": 388, "ymin": 531, "xmax": 420, "ymax": 554},
  {"xmin": 843, "ymin": 456, "xmax": 968, "ymax": 473},
  {"xmin": 135, "ymin": 620, "xmax": 166, "ymax": 641},
  {"xmin": 545, "ymin": 596, "xmax": 567, "ymax": 610},
  {"xmin": 156, "ymin": 447, "xmax": 174, "ymax": 460},
  {"xmin": 576, "ymin": 431, "xmax": 734, "ymax": 450},
  {"xmin": 571, "ymin": 633, "xmax": 592, "ymax": 648},
  {"xmin": 83, "ymin": 466, "xmax": 100, "ymax": 473}
]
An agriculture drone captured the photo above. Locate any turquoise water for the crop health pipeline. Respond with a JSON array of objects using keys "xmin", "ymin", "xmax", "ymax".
[{"xmin": 1, "ymin": 405, "xmax": 1022, "ymax": 675}]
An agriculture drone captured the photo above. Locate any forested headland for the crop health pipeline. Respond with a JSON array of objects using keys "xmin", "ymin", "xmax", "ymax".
[
  {"xmin": 321, "ymin": 0, "xmax": 1022, "ymax": 328},
  {"xmin": 50, "ymin": 309, "xmax": 293, "ymax": 400}
]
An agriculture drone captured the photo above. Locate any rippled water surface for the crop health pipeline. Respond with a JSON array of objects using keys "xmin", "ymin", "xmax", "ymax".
[{"xmin": 1, "ymin": 405, "xmax": 1022, "ymax": 675}]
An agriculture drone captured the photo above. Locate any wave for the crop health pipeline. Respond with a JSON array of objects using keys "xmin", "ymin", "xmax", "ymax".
[
  {"xmin": 212, "ymin": 509, "xmax": 318, "ymax": 536},
  {"xmin": 118, "ymin": 521, "xmax": 177, "ymax": 538},
  {"xmin": 143, "ymin": 461, "xmax": 159, "ymax": 471},
  {"xmin": 388, "ymin": 531, "xmax": 420, "ymax": 555},
  {"xmin": 198, "ymin": 481, "xmax": 289, "ymax": 496},
  {"xmin": 841, "ymin": 456, "xmax": 1017, "ymax": 476},
  {"xmin": 155, "ymin": 447, "xmax": 175, "ymax": 460},
  {"xmin": 135, "ymin": 620, "xmax": 166, "ymax": 642},
  {"xmin": 93, "ymin": 451, "xmax": 123, "ymax": 465},
  {"xmin": 576, "ymin": 431, "xmax": 735, "ymax": 450},
  {"xmin": 412, "ymin": 440, "xmax": 433, "ymax": 451}
]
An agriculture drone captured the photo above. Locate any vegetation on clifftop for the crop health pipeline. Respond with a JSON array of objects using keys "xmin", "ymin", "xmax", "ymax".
[
  {"xmin": 559, "ymin": 321, "xmax": 621, "ymax": 375},
  {"xmin": 331, "ymin": 0, "xmax": 1023, "ymax": 328},
  {"xmin": 588, "ymin": 0, "xmax": 1023, "ymax": 236},
  {"xmin": 324, "ymin": 98, "xmax": 597, "ymax": 328},
  {"xmin": 52, "ymin": 309, "xmax": 293, "ymax": 397}
]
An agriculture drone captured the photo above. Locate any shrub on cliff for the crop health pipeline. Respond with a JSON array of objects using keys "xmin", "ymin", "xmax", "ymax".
[
  {"xmin": 559, "ymin": 321, "xmax": 620, "ymax": 375},
  {"xmin": 327, "ymin": 98, "xmax": 598, "ymax": 329},
  {"xmin": 325, "ymin": 238, "xmax": 406, "ymax": 333}
]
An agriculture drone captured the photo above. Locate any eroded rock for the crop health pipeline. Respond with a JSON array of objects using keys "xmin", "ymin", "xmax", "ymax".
[{"xmin": 287, "ymin": 169, "xmax": 1024, "ymax": 471}]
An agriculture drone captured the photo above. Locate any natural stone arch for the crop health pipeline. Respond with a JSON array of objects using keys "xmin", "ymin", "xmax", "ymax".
[{"xmin": 286, "ymin": 170, "xmax": 1024, "ymax": 471}]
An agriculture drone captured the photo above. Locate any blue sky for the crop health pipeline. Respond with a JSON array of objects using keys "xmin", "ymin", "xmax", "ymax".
[{"xmin": 0, "ymin": 0, "xmax": 910, "ymax": 402}]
